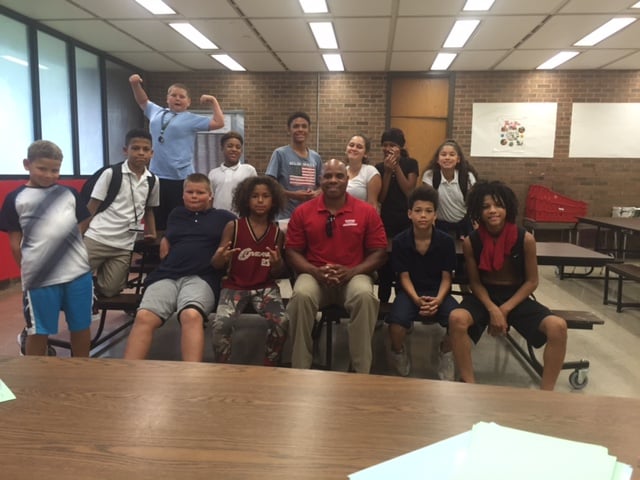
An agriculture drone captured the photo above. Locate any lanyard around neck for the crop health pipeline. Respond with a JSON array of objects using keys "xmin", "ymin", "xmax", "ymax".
[{"xmin": 158, "ymin": 110, "xmax": 177, "ymax": 143}]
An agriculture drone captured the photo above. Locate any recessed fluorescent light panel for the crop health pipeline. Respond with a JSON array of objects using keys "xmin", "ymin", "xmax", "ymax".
[
  {"xmin": 322, "ymin": 53, "xmax": 344, "ymax": 71},
  {"xmin": 573, "ymin": 18, "xmax": 636, "ymax": 47},
  {"xmin": 211, "ymin": 54, "xmax": 245, "ymax": 71},
  {"xmin": 632, "ymin": 1, "xmax": 640, "ymax": 8},
  {"xmin": 443, "ymin": 19, "xmax": 480, "ymax": 48},
  {"xmin": 1, "ymin": 55, "xmax": 28, "ymax": 66},
  {"xmin": 169, "ymin": 23, "xmax": 218, "ymax": 49},
  {"xmin": 537, "ymin": 51, "xmax": 579, "ymax": 70},
  {"xmin": 135, "ymin": 0, "xmax": 175, "ymax": 15},
  {"xmin": 463, "ymin": 0, "xmax": 495, "ymax": 11},
  {"xmin": 299, "ymin": 0, "xmax": 328, "ymax": 13},
  {"xmin": 1, "ymin": 56, "xmax": 48, "ymax": 69},
  {"xmin": 309, "ymin": 22, "xmax": 338, "ymax": 49},
  {"xmin": 431, "ymin": 53, "xmax": 457, "ymax": 71}
]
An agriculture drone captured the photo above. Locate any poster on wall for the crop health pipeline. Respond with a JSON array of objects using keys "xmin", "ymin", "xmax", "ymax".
[
  {"xmin": 569, "ymin": 103, "xmax": 640, "ymax": 158},
  {"xmin": 470, "ymin": 103, "xmax": 557, "ymax": 158}
]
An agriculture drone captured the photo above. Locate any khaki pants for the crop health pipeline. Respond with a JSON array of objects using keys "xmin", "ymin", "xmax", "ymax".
[
  {"xmin": 287, "ymin": 273, "xmax": 379, "ymax": 373},
  {"xmin": 84, "ymin": 237, "xmax": 131, "ymax": 297}
]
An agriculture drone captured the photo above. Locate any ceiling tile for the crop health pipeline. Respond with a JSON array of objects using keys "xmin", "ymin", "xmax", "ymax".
[
  {"xmin": 451, "ymin": 50, "xmax": 510, "ymax": 71},
  {"xmin": 467, "ymin": 16, "xmax": 547, "ymax": 50},
  {"xmin": 110, "ymin": 20, "xmax": 200, "ymax": 52},
  {"xmin": 334, "ymin": 18, "xmax": 389, "ymax": 51},
  {"xmin": 560, "ymin": 49, "xmax": 635, "ymax": 69},
  {"xmin": 490, "ymin": 0, "xmax": 568, "ymax": 15},
  {"xmin": 278, "ymin": 52, "xmax": 326, "ymax": 71},
  {"xmin": 0, "ymin": 0, "xmax": 92, "ymax": 19},
  {"xmin": 62, "ymin": 0, "xmax": 156, "ymax": 19},
  {"xmin": 0, "ymin": 0, "xmax": 638, "ymax": 72},
  {"xmin": 329, "ymin": 0, "xmax": 394, "ymax": 16},
  {"xmin": 559, "ymin": 0, "xmax": 636, "ymax": 14},
  {"xmin": 394, "ymin": 17, "xmax": 454, "ymax": 50},
  {"xmin": 188, "ymin": 19, "xmax": 268, "ymax": 52},
  {"xmin": 233, "ymin": 0, "xmax": 303, "ymax": 18},
  {"xmin": 603, "ymin": 51, "xmax": 640, "ymax": 69},
  {"xmin": 164, "ymin": 0, "xmax": 239, "ymax": 18},
  {"xmin": 111, "ymin": 51, "xmax": 189, "ymax": 71},
  {"xmin": 389, "ymin": 51, "xmax": 433, "ymax": 71},
  {"xmin": 228, "ymin": 52, "xmax": 285, "ymax": 71},
  {"xmin": 520, "ymin": 15, "xmax": 616, "ymax": 49},
  {"xmin": 252, "ymin": 18, "xmax": 317, "ymax": 51},
  {"xmin": 398, "ymin": 0, "xmax": 464, "ymax": 16},
  {"xmin": 42, "ymin": 20, "xmax": 149, "ymax": 51},
  {"xmin": 495, "ymin": 49, "xmax": 563, "ymax": 70},
  {"xmin": 342, "ymin": 52, "xmax": 387, "ymax": 71}
]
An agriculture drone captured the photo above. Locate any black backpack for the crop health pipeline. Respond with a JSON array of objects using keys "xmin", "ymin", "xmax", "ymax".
[{"xmin": 80, "ymin": 161, "xmax": 156, "ymax": 214}]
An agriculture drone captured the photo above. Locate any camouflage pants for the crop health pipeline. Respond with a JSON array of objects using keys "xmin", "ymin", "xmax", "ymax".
[{"xmin": 212, "ymin": 286, "xmax": 289, "ymax": 366}]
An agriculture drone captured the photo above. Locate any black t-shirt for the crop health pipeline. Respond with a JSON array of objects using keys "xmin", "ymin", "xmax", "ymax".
[{"xmin": 375, "ymin": 156, "xmax": 419, "ymax": 237}]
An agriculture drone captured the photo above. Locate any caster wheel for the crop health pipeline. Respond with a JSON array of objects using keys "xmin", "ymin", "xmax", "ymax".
[{"xmin": 569, "ymin": 369, "xmax": 588, "ymax": 389}]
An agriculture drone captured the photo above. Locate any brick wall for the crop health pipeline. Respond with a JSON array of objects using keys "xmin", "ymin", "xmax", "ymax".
[
  {"xmin": 143, "ymin": 70, "xmax": 640, "ymax": 217},
  {"xmin": 144, "ymin": 72, "xmax": 387, "ymax": 173},
  {"xmin": 452, "ymin": 70, "xmax": 640, "ymax": 216}
]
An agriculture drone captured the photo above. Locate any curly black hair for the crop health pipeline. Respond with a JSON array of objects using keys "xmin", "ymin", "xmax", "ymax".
[
  {"xmin": 466, "ymin": 180, "xmax": 518, "ymax": 224},
  {"xmin": 233, "ymin": 175, "xmax": 286, "ymax": 221},
  {"xmin": 407, "ymin": 184, "xmax": 439, "ymax": 211}
]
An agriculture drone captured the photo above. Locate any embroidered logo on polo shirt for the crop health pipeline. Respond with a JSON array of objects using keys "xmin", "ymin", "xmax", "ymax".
[{"xmin": 343, "ymin": 219, "xmax": 358, "ymax": 227}]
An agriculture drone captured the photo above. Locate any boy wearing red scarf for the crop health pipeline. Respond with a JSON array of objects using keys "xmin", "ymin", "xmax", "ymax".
[{"xmin": 449, "ymin": 181, "xmax": 567, "ymax": 390}]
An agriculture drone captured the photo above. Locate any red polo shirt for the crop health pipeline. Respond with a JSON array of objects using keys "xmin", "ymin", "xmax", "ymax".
[{"xmin": 286, "ymin": 193, "xmax": 387, "ymax": 268}]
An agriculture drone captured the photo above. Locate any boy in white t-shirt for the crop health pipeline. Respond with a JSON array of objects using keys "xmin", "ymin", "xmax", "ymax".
[
  {"xmin": 208, "ymin": 131, "xmax": 257, "ymax": 214},
  {"xmin": 84, "ymin": 129, "xmax": 159, "ymax": 297}
]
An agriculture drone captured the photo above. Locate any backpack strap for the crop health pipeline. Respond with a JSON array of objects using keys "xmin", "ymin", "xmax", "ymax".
[
  {"xmin": 432, "ymin": 170, "xmax": 441, "ymax": 190},
  {"xmin": 144, "ymin": 174, "xmax": 157, "ymax": 209},
  {"xmin": 98, "ymin": 163, "xmax": 124, "ymax": 214}
]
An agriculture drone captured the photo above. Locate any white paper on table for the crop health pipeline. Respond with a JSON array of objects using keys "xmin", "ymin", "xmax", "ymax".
[{"xmin": 349, "ymin": 431, "xmax": 470, "ymax": 480}]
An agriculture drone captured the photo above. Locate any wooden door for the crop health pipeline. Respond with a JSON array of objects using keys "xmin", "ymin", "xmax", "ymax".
[{"xmin": 389, "ymin": 76, "xmax": 451, "ymax": 178}]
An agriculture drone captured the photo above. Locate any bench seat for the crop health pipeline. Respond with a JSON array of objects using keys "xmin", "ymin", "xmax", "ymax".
[
  {"xmin": 505, "ymin": 309, "xmax": 604, "ymax": 389},
  {"xmin": 603, "ymin": 263, "xmax": 640, "ymax": 312}
]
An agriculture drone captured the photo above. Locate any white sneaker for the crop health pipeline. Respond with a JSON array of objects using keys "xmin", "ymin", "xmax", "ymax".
[
  {"xmin": 392, "ymin": 348, "xmax": 411, "ymax": 377},
  {"xmin": 437, "ymin": 350, "xmax": 455, "ymax": 381},
  {"xmin": 17, "ymin": 330, "xmax": 26, "ymax": 356}
]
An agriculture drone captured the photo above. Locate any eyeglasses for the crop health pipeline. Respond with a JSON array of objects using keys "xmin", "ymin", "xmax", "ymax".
[{"xmin": 325, "ymin": 214, "xmax": 335, "ymax": 238}]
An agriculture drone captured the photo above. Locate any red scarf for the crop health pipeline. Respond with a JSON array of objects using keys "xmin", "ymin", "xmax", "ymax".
[{"xmin": 477, "ymin": 222, "xmax": 518, "ymax": 272}]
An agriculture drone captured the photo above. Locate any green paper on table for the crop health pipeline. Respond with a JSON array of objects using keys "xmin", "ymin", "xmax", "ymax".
[{"xmin": 0, "ymin": 379, "xmax": 16, "ymax": 402}]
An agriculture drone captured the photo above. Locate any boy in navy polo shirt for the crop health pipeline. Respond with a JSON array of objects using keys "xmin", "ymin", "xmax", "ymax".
[
  {"xmin": 123, "ymin": 173, "xmax": 235, "ymax": 362},
  {"xmin": 387, "ymin": 185, "xmax": 459, "ymax": 378}
]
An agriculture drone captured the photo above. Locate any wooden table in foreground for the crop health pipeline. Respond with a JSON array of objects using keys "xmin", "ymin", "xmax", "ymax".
[{"xmin": 1, "ymin": 357, "xmax": 638, "ymax": 480}]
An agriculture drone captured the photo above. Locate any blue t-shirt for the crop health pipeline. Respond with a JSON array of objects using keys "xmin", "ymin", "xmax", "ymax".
[
  {"xmin": 391, "ymin": 225, "xmax": 456, "ymax": 292},
  {"xmin": 0, "ymin": 184, "xmax": 91, "ymax": 290},
  {"xmin": 265, "ymin": 145, "xmax": 322, "ymax": 219},
  {"xmin": 145, "ymin": 206, "xmax": 236, "ymax": 293},
  {"xmin": 145, "ymin": 102, "xmax": 211, "ymax": 180}
]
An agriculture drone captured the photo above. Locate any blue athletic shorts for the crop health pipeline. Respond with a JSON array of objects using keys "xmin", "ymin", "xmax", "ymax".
[{"xmin": 24, "ymin": 271, "xmax": 93, "ymax": 335}]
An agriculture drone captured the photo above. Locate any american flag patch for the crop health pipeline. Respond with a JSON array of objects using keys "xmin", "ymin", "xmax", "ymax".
[{"xmin": 290, "ymin": 165, "xmax": 316, "ymax": 187}]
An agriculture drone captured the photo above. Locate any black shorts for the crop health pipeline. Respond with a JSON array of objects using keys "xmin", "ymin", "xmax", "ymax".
[{"xmin": 458, "ymin": 285, "xmax": 551, "ymax": 348}]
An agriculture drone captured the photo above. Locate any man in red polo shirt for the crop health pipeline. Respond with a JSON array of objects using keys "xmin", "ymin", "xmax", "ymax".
[{"xmin": 285, "ymin": 158, "xmax": 387, "ymax": 373}]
